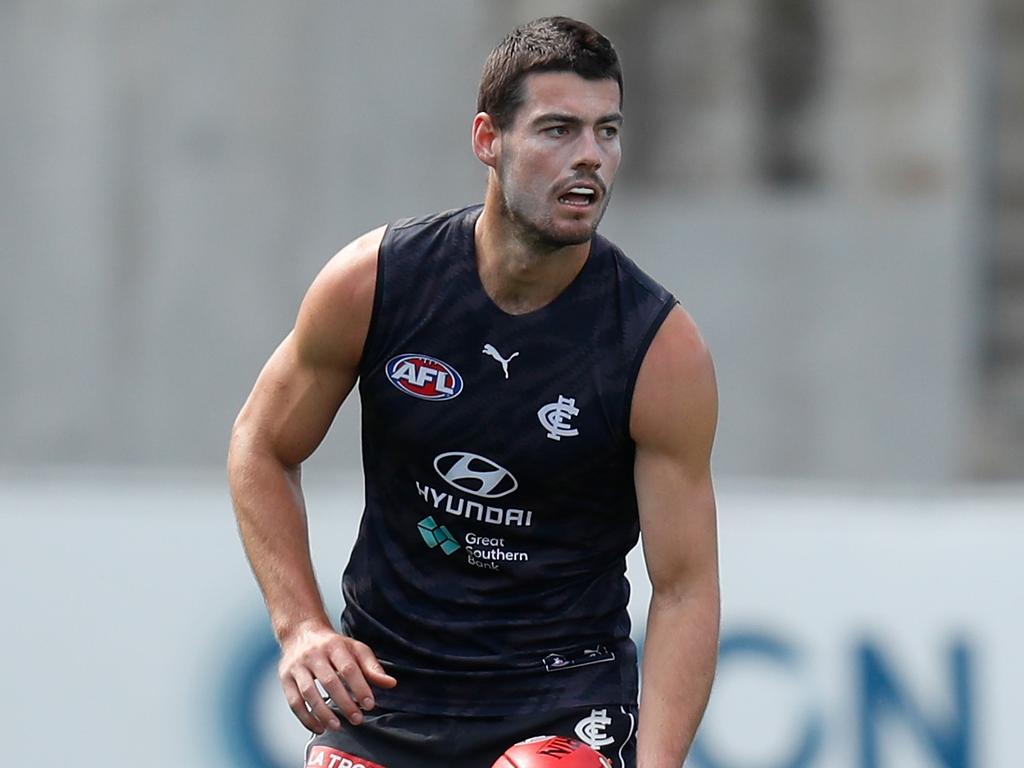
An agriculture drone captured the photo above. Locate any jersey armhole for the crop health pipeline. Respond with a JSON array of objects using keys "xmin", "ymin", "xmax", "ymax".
[
  {"xmin": 356, "ymin": 225, "xmax": 391, "ymax": 376},
  {"xmin": 622, "ymin": 298, "xmax": 678, "ymax": 442}
]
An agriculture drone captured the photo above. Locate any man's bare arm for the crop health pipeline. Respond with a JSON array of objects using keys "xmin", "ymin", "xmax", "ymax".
[
  {"xmin": 227, "ymin": 226, "xmax": 394, "ymax": 734},
  {"xmin": 631, "ymin": 306, "xmax": 720, "ymax": 767}
]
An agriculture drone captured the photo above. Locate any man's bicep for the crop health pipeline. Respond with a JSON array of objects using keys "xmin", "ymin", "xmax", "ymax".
[{"xmin": 234, "ymin": 333, "xmax": 358, "ymax": 468}]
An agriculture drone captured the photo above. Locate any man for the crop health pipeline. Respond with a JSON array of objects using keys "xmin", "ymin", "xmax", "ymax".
[{"xmin": 228, "ymin": 16, "xmax": 719, "ymax": 768}]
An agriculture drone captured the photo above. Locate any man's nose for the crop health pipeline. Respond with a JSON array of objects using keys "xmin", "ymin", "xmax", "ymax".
[{"xmin": 572, "ymin": 130, "xmax": 603, "ymax": 171}]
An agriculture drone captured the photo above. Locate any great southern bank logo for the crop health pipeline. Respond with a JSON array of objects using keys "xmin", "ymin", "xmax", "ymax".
[
  {"xmin": 433, "ymin": 451, "xmax": 518, "ymax": 498},
  {"xmin": 386, "ymin": 353, "xmax": 463, "ymax": 400},
  {"xmin": 417, "ymin": 515, "xmax": 461, "ymax": 555}
]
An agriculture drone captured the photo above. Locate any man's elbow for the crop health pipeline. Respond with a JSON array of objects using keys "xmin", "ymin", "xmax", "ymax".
[
  {"xmin": 227, "ymin": 411, "xmax": 255, "ymax": 476},
  {"xmin": 227, "ymin": 416, "xmax": 293, "ymax": 484},
  {"xmin": 649, "ymin": 573, "xmax": 720, "ymax": 615}
]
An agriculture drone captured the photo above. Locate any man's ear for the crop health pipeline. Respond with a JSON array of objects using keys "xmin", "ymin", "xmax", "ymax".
[{"xmin": 472, "ymin": 112, "xmax": 500, "ymax": 169}]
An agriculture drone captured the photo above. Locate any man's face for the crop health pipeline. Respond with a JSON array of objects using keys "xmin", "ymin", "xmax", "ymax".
[{"xmin": 494, "ymin": 71, "xmax": 622, "ymax": 247}]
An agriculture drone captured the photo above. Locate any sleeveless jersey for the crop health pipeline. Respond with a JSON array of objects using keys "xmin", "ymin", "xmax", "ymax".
[{"xmin": 342, "ymin": 204, "xmax": 676, "ymax": 716}]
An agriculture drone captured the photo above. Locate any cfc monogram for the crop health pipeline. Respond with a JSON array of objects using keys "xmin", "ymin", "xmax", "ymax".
[
  {"xmin": 575, "ymin": 708, "xmax": 616, "ymax": 748},
  {"xmin": 538, "ymin": 395, "xmax": 580, "ymax": 440}
]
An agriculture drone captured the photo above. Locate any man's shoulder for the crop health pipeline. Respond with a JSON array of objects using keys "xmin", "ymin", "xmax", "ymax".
[
  {"xmin": 593, "ymin": 232, "xmax": 674, "ymax": 305},
  {"xmin": 292, "ymin": 226, "xmax": 385, "ymax": 372},
  {"xmin": 389, "ymin": 204, "xmax": 483, "ymax": 234},
  {"xmin": 379, "ymin": 205, "xmax": 482, "ymax": 268}
]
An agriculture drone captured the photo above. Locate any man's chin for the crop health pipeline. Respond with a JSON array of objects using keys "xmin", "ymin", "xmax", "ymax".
[
  {"xmin": 553, "ymin": 231, "xmax": 594, "ymax": 247},
  {"xmin": 504, "ymin": 202, "xmax": 602, "ymax": 248},
  {"xmin": 538, "ymin": 216, "xmax": 600, "ymax": 247}
]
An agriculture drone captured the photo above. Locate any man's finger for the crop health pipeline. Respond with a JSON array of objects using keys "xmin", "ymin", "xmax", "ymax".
[
  {"xmin": 294, "ymin": 669, "xmax": 343, "ymax": 731},
  {"xmin": 350, "ymin": 640, "xmax": 397, "ymax": 689},
  {"xmin": 312, "ymin": 659, "xmax": 363, "ymax": 725},
  {"xmin": 328, "ymin": 650, "xmax": 375, "ymax": 713},
  {"xmin": 281, "ymin": 675, "xmax": 326, "ymax": 734}
]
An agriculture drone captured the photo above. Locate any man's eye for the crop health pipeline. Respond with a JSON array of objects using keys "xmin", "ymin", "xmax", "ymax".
[
  {"xmin": 545, "ymin": 126, "xmax": 569, "ymax": 136},
  {"xmin": 600, "ymin": 126, "xmax": 619, "ymax": 138}
]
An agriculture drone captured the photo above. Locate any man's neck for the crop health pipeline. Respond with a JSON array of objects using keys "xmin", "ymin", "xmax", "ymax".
[{"xmin": 474, "ymin": 194, "xmax": 592, "ymax": 316}]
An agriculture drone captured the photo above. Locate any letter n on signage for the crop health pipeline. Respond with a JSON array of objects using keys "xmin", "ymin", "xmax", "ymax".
[{"xmin": 858, "ymin": 639, "xmax": 974, "ymax": 768}]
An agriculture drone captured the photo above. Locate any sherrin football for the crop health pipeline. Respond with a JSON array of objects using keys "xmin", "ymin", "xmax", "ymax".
[{"xmin": 492, "ymin": 735, "xmax": 613, "ymax": 768}]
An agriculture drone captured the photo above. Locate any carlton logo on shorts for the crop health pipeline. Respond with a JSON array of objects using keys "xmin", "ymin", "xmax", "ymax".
[
  {"xmin": 386, "ymin": 354, "xmax": 463, "ymax": 401},
  {"xmin": 305, "ymin": 746, "xmax": 388, "ymax": 768}
]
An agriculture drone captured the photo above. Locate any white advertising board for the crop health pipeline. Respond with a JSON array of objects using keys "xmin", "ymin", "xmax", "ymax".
[{"xmin": 1, "ymin": 474, "xmax": 1018, "ymax": 767}]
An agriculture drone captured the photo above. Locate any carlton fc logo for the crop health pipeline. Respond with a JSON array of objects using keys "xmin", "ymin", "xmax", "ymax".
[{"xmin": 386, "ymin": 354, "xmax": 464, "ymax": 401}]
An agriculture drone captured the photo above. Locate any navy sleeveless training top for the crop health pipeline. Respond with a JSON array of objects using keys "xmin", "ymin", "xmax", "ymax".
[{"xmin": 342, "ymin": 204, "xmax": 675, "ymax": 716}]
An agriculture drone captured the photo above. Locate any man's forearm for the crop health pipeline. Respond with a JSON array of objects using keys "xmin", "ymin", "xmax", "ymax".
[
  {"xmin": 228, "ymin": 440, "xmax": 331, "ymax": 642},
  {"xmin": 636, "ymin": 586, "xmax": 720, "ymax": 767}
]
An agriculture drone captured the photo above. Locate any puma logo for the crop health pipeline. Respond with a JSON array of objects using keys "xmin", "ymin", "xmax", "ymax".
[{"xmin": 482, "ymin": 344, "xmax": 519, "ymax": 379}]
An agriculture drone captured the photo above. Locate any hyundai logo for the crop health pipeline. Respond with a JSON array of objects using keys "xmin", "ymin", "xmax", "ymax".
[{"xmin": 433, "ymin": 452, "xmax": 518, "ymax": 498}]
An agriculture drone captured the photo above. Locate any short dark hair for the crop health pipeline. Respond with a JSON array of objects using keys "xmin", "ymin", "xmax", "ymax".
[{"xmin": 477, "ymin": 16, "xmax": 623, "ymax": 131}]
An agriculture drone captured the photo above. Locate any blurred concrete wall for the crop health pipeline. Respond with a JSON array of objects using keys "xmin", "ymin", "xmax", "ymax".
[
  {"xmin": 1, "ymin": 0, "xmax": 984, "ymax": 484},
  {"xmin": 5, "ymin": 474, "xmax": 1017, "ymax": 767}
]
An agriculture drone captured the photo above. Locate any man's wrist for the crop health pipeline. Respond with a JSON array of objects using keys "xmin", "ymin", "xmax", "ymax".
[{"xmin": 274, "ymin": 612, "xmax": 333, "ymax": 646}]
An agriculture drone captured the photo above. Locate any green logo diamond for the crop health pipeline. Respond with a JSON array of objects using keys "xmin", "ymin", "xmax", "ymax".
[{"xmin": 417, "ymin": 516, "xmax": 460, "ymax": 555}]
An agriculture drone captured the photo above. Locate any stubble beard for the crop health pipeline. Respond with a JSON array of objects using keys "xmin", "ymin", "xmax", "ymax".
[{"xmin": 497, "ymin": 169, "xmax": 611, "ymax": 250}]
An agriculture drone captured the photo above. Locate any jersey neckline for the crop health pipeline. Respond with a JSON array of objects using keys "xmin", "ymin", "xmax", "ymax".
[{"xmin": 460, "ymin": 205, "xmax": 604, "ymax": 321}]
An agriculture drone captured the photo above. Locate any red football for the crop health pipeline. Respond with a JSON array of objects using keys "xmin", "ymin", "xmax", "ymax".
[{"xmin": 492, "ymin": 735, "xmax": 613, "ymax": 768}]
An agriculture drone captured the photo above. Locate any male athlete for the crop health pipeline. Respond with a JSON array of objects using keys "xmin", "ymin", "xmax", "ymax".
[{"xmin": 228, "ymin": 16, "xmax": 719, "ymax": 768}]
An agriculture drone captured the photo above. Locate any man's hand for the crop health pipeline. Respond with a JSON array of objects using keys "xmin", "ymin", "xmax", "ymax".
[{"xmin": 278, "ymin": 622, "xmax": 397, "ymax": 733}]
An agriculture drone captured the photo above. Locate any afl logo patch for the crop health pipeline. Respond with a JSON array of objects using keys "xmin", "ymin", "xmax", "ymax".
[{"xmin": 386, "ymin": 354, "xmax": 463, "ymax": 401}]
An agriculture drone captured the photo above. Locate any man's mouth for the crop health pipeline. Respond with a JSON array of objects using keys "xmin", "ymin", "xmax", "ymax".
[{"xmin": 557, "ymin": 187, "xmax": 597, "ymax": 207}]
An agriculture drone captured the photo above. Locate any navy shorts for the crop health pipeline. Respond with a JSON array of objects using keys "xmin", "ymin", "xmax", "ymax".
[{"xmin": 303, "ymin": 703, "xmax": 638, "ymax": 768}]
